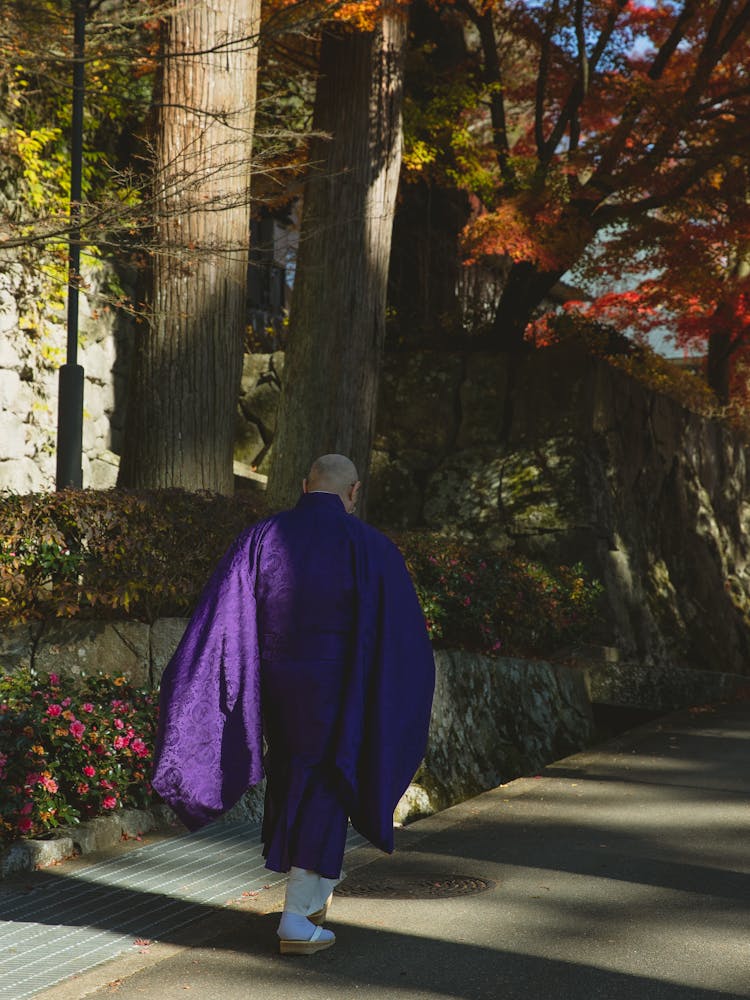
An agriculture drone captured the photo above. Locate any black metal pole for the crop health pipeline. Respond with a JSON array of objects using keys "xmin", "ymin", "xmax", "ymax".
[{"xmin": 56, "ymin": 0, "xmax": 86, "ymax": 490}]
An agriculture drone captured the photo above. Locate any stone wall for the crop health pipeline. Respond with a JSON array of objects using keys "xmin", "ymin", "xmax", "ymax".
[
  {"xmin": 5, "ymin": 617, "xmax": 748, "ymax": 831},
  {"xmin": 238, "ymin": 345, "xmax": 750, "ymax": 673},
  {"xmin": 0, "ymin": 261, "xmax": 130, "ymax": 492},
  {"xmin": 0, "ymin": 616, "xmax": 596, "ymax": 825},
  {"xmin": 368, "ymin": 346, "xmax": 750, "ymax": 675}
]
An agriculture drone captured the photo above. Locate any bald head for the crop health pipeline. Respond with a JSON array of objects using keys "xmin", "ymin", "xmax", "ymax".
[{"xmin": 303, "ymin": 454, "xmax": 361, "ymax": 513}]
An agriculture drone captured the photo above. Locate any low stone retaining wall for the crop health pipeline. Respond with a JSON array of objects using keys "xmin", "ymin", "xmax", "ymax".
[
  {"xmin": 3, "ymin": 619, "xmax": 748, "ymax": 877},
  {"xmin": 0, "ymin": 806, "xmax": 178, "ymax": 879}
]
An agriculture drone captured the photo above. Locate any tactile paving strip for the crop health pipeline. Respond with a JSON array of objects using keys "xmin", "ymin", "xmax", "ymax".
[{"xmin": 0, "ymin": 822, "xmax": 367, "ymax": 999}]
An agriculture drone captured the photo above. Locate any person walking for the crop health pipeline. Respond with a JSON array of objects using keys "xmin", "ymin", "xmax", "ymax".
[{"xmin": 152, "ymin": 454, "xmax": 435, "ymax": 954}]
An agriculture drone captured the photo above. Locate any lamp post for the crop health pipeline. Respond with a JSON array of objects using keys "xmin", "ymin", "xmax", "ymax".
[{"xmin": 56, "ymin": 0, "xmax": 87, "ymax": 490}]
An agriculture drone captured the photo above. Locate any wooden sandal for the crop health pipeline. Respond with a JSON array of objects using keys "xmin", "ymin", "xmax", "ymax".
[
  {"xmin": 308, "ymin": 896, "xmax": 332, "ymax": 926},
  {"xmin": 279, "ymin": 925, "xmax": 336, "ymax": 955}
]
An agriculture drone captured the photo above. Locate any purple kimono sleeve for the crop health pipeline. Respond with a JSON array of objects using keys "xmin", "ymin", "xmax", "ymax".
[
  {"xmin": 336, "ymin": 530, "xmax": 435, "ymax": 853},
  {"xmin": 151, "ymin": 524, "xmax": 268, "ymax": 830}
]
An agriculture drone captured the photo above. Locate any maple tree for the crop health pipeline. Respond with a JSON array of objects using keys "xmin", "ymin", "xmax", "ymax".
[
  {"xmin": 401, "ymin": 0, "xmax": 750, "ymax": 362},
  {"xmin": 570, "ymin": 159, "xmax": 750, "ymax": 405}
]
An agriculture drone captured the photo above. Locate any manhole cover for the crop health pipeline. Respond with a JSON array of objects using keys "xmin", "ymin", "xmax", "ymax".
[{"xmin": 336, "ymin": 873, "xmax": 496, "ymax": 899}]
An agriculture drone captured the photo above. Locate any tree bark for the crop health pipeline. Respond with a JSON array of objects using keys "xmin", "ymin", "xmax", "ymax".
[
  {"xmin": 266, "ymin": 7, "xmax": 407, "ymax": 513},
  {"xmin": 707, "ymin": 326, "xmax": 732, "ymax": 406},
  {"xmin": 489, "ymin": 260, "xmax": 564, "ymax": 350},
  {"xmin": 119, "ymin": 0, "xmax": 260, "ymax": 493}
]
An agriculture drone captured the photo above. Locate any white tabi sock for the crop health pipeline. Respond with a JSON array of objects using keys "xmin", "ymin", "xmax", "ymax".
[{"xmin": 278, "ymin": 867, "xmax": 341, "ymax": 940}]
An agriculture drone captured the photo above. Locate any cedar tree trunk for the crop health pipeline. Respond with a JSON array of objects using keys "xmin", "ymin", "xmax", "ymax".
[
  {"xmin": 266, "ymin": 8, "xmax": 407, "ymax": 512},
  {"xmin": 119, "ymin": 0, "xmax": 260, "ymax": 493}
]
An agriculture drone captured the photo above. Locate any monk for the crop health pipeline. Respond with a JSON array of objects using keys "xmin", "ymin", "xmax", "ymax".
[{"xmin": 152, "ymin": 455, "xmax": 435, "ymax": 955}]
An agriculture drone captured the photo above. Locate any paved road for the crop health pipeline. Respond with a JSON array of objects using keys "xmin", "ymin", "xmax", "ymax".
[{"xmin": 30, "ymin": 701, "xmax": 750, "ymax": 1000}]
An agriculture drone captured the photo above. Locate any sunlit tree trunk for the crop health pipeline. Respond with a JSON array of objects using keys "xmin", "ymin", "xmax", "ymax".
[
  {"xmin": 119, "ymin": 0, "xmax": 260, "ymax": 492},
  {"xmin": 266, "ymin": 6, "xmax": 407, "ymax": 513}
]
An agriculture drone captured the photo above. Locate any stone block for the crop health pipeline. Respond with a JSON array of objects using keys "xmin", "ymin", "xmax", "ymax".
[
  {"xmin": 0, "ymin": 368, "xmax": 21, "ymax": 410},
  {"xmin": 240, "ymin": 352, "xmax": 271, "ymax": 391},
  {"xmin": 0, "ymin": 412, "xmax": 26, "ymax": 461},
  {"xmin": 82, "ymin": 414, "xmax": 98, "ymax": 451},
  {"xmin": 270, "ymin": 351, "xmax": 285, "ymax": 378},
  {"xmin": 234, "ymin": 414, "xmax": 265, "ymax": 467},
  {"xmin": 0, "ymin": 622, "xmax": 41, "ymax": 673},
  {"xmin": 82, "ymin": 339, "xmax": 116, "ymax": 384},
  {"xmin": 26, "ymin": 835, "xmax": 76, "ymax": 869},
  {"xmin": 0, "ymin": 457, "xmax": 45, "ymax": 493},
  {"xmin": 394, "ymin": 783, "xmax": 433, "ymax": 825},
  {"xmin": 88, "ymin": 451, "xmax": 120, "ymax": 490},
  {"xmin": 240, "ymin": 379, "xmax": 280, "ymax": 438},
  {"xmin": 35, "ymin": 620, "xmax": 150, "ymax": 686},
  {"xmin": 68, "ymin": 815, "xmax": 123, "ymax": 854},
  {"xmin": 0, "ymin": 292, "xmax": 19, "ymax": 338},
  {"xmin": 150, "ymin": 618, "xmax": 189, "ymax": 685},
  {"xmin": 423, "ymin": 448, "xmax": 506, "ymax": 535},
  {"xmin": 120, "ymin": 809, "xmax": 157, "ymax": 839}
]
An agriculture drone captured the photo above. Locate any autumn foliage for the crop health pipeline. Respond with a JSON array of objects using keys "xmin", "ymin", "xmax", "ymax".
[{"xmin": 402, "ymin": 0, "xmax": 750, "ymax": 381}]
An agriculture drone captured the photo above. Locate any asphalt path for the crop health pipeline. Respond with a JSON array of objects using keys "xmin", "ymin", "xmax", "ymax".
[{"xmin": 31, "ymin": 700, "xmax": 750, "ymax": 1000}]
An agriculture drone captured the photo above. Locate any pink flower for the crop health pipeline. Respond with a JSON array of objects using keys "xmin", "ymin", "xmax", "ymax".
[
  {"xmin": 20, "ymin": 801, "xmax": 33, "ymax": 816},
  {"xmin": 62, "ymin": 697, "xmax": 72, "ymax": 708},
  {"xmin": 99, "ymin": 779, "xmax": 114, "ymax": 790},
  {"xmin": 83, "ymin": 764, "xmax": 96, "ymax": 777},
  {"xmin": 102, "ymin": 796, "xmax": 117, "ymax": 810},
  {"xmin": 114, "ymin": 718, "xmax": 125, "ymax": 731},
  {"xmin": 131, "ymin": 739, "xmax": 149, "ymax": 758},
  {"xmin": 81, "ymin": 703, "xmax": 94, "ymax": 713},
  {"xmin": 42, "ymin": 776, "xmax": 58, "ymax": 793},
  {"xmin": 113, "ymin": 735, "xmax": 128, "ymax": 750},
  {"xmin": 17, "ymin": 817, "xmax": 33, "ymax": 834},
  {"xmin": 77, "ymin": 782, "xmax": 89, "ymax": 795},
  {"xmin": 46, "ymin": 704, "xmax": 62, "ymax": 717},
  {"xmin": 69, "ymin": 720, "xmax": 86, "ymax": 740},
  {"xmin": 48, "ymin": 674, "xmax": 60, "ymax": 686}
]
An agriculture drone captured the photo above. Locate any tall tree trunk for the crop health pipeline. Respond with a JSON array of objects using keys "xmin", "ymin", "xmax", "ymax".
[
  {"xmin": 266, "ymin": 7, "xmax": 407, "ymax": 513},
  {"xmin": 119, "ymin": 0, "xmax": 260, "ymax": 493}
]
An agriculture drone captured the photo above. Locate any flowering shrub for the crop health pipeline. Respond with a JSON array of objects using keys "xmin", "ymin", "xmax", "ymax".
[
  {"xmin": 399, "ymin": 533, "xmax": 604, "ymax": 657},
  {"xmin": 0, "ymin": 669, "xmax": 158, "ymax": 845}
]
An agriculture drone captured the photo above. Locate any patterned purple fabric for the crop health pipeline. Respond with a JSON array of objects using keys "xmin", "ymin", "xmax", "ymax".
[{"xmin": 152, "ymin": 492, "xmax": 435, "ymax": 857}]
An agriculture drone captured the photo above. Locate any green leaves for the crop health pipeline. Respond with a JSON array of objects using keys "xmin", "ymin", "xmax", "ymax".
[
  {"xmin": 397, "ymin": 532, "xmax": 603, "ymax": 658},
  {"xmin": 0, "ymin": 489, "xmax": 269, "ymax": 625}
]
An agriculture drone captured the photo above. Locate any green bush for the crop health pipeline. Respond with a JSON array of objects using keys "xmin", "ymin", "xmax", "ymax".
[
  {"xmin": 0, "ymin": 669, "xmax": 158, "ymax": 845},
  {"xmin": 399, "ymin": 533, "xmax": 604, "ymax": 657},
  {"xmin": 0, "ymin": 489, "xmax": 269, "ymax": 624},
  {"xmin": 0, "ymin": 491, "xmax": 604, "ymax": 656}
]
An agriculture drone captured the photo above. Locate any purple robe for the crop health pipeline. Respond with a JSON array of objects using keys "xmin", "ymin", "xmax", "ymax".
[{"xmin": 152, "ymin": 492, "xmax": 435, "ymax": 873}]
